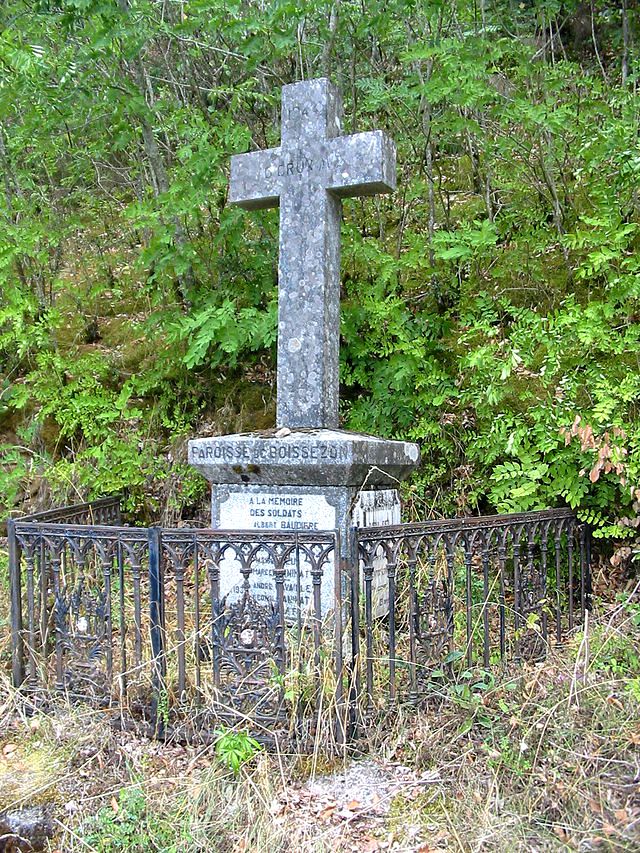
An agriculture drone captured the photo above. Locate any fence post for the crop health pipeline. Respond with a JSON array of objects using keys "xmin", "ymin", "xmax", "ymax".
[
  {"xmin": 580, "ymin": 522, "xmax": 593, "ymax": 616},
  {"xmin": 333, "ymin": 530, "xmax": 346, "ymax": 747},
  {"xmin": 148, "ymin": 526, "xmax": 166, "ymax": 739},
  {"xmin": 347, "ymin": 526, "xmax": 360, "ymax": 740},
  {"xmin": 8, "ymin": 518, "xmax": 25, "ymax": 688}
]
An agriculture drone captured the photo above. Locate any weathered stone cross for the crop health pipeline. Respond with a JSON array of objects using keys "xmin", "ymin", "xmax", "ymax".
[{"xmin": 229, "ymin": 78, "xmax": 396, "ymax": 430}]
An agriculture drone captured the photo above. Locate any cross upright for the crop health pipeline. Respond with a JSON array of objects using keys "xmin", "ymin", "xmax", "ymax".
[{"xmin": 229, "ymin": 78, "xmax": 396, "ymax": 430}]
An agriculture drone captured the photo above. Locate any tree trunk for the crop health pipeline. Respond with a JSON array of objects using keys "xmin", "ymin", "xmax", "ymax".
[
  {"xmin": 322, "ymin": 2, "xmax": 340, "ymax": 78},
  {"xmin": 0, "ymin": 123, "xmax": 41, "ymax": 302},
  {"xmin": 622, "ymin": 0, "xmax": 630, "ymax": 84},
  {"xmin": 118, "ymin": 0, "xmax": 194, "ymax": 308},
  {"xmin": 540, "ymin": 132, "xmax": 570, "ymax": 267}
]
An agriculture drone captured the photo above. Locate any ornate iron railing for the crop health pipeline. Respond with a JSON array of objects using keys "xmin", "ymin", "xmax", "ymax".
[
  {"xmin": 355, "ymin": 509, "xmax": 590, "ymax": 711},
  {"xmin": 7, "ymin": 500, "xmax": 590, "ymax": 743},
  {"xmin": 17, "ymin": 496, "xmax": 122, "ymax": 526},
  {"xmin": 8, "ymin": 509, "xmax": 343, "ymax": 745},
  {"xmin": 156, "ymin": 528, "xmax": 342, "ymax": 742}
]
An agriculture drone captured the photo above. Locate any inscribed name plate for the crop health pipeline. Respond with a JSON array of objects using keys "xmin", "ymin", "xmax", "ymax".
[
  {"xmin": 215, "ymin": 487, "xmax": 400, "ymax": 622},
  {"xmin": 353, "ymin": 489, "xmax": 401, "ymax": 619},
  {"xmin": 217, "ymin": 490, "xmax": 337, "ymax": 619}
]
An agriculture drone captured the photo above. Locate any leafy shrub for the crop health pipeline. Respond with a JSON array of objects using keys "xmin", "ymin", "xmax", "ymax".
[{"xmin": 85, "ymin": 786, "xmax": 185, "ymax": 852}]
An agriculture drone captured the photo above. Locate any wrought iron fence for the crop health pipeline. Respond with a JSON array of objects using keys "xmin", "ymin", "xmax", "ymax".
[
  {"xmin": 9, "ymin": 518, "xmax": 152, "ymax": 706},
  {"xmin": 7, "ymin": 500, "xmax": 590, "ymax": 743},
  {"xmin": 156, "ymin": 528, "xmax": 343, "ymax": 743},
  {"xmin": 13, "ymin": 496, "xmax": 122, "ymax": 526},
  {"xmin": 8, "ymin": 508, "xmax": 343, "ymax": 745},
  {"xmin": 355, "ymin": 509, "xmax": 590, "ymax": 712}
]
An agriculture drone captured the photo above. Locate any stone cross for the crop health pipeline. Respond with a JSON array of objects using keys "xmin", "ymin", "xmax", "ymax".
[{"xmin": 229, "ymin": 78, "xmax": 396, "ymax": 429}]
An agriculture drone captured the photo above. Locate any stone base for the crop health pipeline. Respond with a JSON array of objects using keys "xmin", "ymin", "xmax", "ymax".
[
  {"xmin": 187, "ymin": 428, "xmax": 420, "ymax": 620},
  {"xmin": 188, "ymin": 428, "xmax": 420, "ymax": 487}
]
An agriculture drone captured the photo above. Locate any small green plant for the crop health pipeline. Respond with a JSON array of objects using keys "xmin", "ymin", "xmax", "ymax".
[
  {"xmin": 625, "ymin": 677, "xmax": 640, "ymax": 702},
  {"xmin": 586, "ymin": 596, "xmax": 640, "ymax": 679},
  {"xmin": 86, "ymin": 786, "xmax": 177, "ymax": 852},
  {"xmin": 155, "ymin": 686, "xmax": 170, "ymax": 732},
  {"xmin": 430, "ymin": 657, "xmax": 497, "ymax": 733},
  {"xmin": 214, "ymin": 728, "xmax": 262, "ymax": 775},
  {"xmin": 486, "ymin": 734, "xmax": 533, "ymax": 776},
  {"xmin": 0, "ymin": 444, "xmax": 32, "ymax": 517}
]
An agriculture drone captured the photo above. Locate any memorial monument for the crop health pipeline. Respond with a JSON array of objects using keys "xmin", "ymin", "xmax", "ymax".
[{"xmin": 188, "ymin": 78, "xmax": 420, "ymax": 616}]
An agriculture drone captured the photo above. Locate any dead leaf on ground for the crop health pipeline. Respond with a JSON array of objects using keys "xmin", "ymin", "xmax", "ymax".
[
  {"xmin": 553, "ymin": 825, "xmax": 569, "ymax": 842},
  {"xmin": 318, "ymin": 803, "xmax": 337, "ymax": 822},
  {"xmin": 588, "ymin": 798, "xmax": 602, "ymax": 815}
]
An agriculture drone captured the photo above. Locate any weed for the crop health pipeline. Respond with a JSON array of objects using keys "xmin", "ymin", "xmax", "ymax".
[
  {"xmin": 214, "ymin": 728, "xmax": 262, "ymax": 775},
  {"xmin": 85, "ymin": 786, "xmax": 183, "ymax": 852},
  {"xmin": 486, "ymin": 733, "xmax": 533, "ymax": 776}
]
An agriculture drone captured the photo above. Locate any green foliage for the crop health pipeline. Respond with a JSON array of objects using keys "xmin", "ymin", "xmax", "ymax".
[
  {"xmin": 86, "ymin": 786, "xmax": 186, "ymax": 852},
  {"xmin": 487, "ymin": 733, "xmax": 533, "ymax": 777},
  {"xmin": 586, "ymin": 595, "xmax": 640, "ymax": 680},
  {"xmin": 214, "ymin": 728, "xmax": 263, "ymax": 775},
  {"xmin": 0, "ymin": 444, "xmax": 33, "ymax": 517},
  {"xmin": 171, "ymin": 296, "xmax": 277, "ymax": 370},
  {"xmin": 1, "ymin": 0, "xmax": 640, "ymax": 541}
]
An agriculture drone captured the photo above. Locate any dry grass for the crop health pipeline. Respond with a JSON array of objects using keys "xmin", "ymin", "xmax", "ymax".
[{"xmin": 1, "ymin": 547, "xmax": 639, "ymax": 852}]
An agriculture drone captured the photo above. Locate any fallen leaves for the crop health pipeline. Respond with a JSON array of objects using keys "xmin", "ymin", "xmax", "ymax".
[
  {"xmin": 2, "ymin": 742, "xmax": 18, "ymax": 758},
  {"xmin": 606, "ymin": 694, "xmax": 625, "ymax": 711},
  {"xmin": 260, "ymin": 760, "xmax": 442, "ymax": 851},
  {"xmin": 318, "ymin": 803, "xmax": 337, "ymax": 822}
]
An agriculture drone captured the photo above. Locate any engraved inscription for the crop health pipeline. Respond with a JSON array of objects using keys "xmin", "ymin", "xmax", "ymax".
[
  {"xmin": 264, "ymin": 153, "xmax": 316, "ymax": 181},
  {"xmin": 218, "ymin": 491, "xmax": 337, "ymax": 616},
  {"xmin": 286, "ymin": 104, "xmax": 309, "ymax": 121},
  {"xmin": 221, "ymin": 491, "xmax": 335, "ymax": 533},
  {"xmin": 224, "ymin": 559, "xmax": 314, "ymax": 611},
  {"xmin": 246, "ymin": 494, "xmax": 318, "ymax": 531},
  {"xmin": 191, "ymin": 442, "xmax": 350, "ymax": 464}
]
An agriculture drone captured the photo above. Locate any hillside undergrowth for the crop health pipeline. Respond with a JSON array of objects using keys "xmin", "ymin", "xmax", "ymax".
[{"xmin": 1, "ymin": 1, "xmax": 640, "ymax": 559}]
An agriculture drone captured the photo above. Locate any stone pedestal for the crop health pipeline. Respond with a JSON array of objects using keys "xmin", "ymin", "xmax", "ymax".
[
  {"xmin": 188, "ymin": 429, "xmax": 419, "ymax": 619},
  {"xmin": 189, "ymin": 428, "xmax": 419, "ymax": 488}
]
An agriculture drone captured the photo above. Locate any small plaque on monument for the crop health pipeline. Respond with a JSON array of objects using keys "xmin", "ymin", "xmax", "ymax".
[
  {"xmin": 213, "ymin": 485, "xmax": 339, "ymax": 619},
  {"xmin": 353, "ymin": 490, "xmax": 401, "ymax": 618},
  {"xmin": 211, "ymin": 486, "xmax": 401, "ymax": 621},
  {"xmin": 220, "ymin": 490, "xmax": 336, "ymax": 533}
]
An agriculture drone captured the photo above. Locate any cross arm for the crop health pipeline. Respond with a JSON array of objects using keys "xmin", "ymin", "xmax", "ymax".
[
  {"xmin": 228, "ymin": 147, "xmax": 283, "ymax": 210},
  {"xmin": 326, "ymin": 131, "xmax": 396, "ymax": 198}
]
